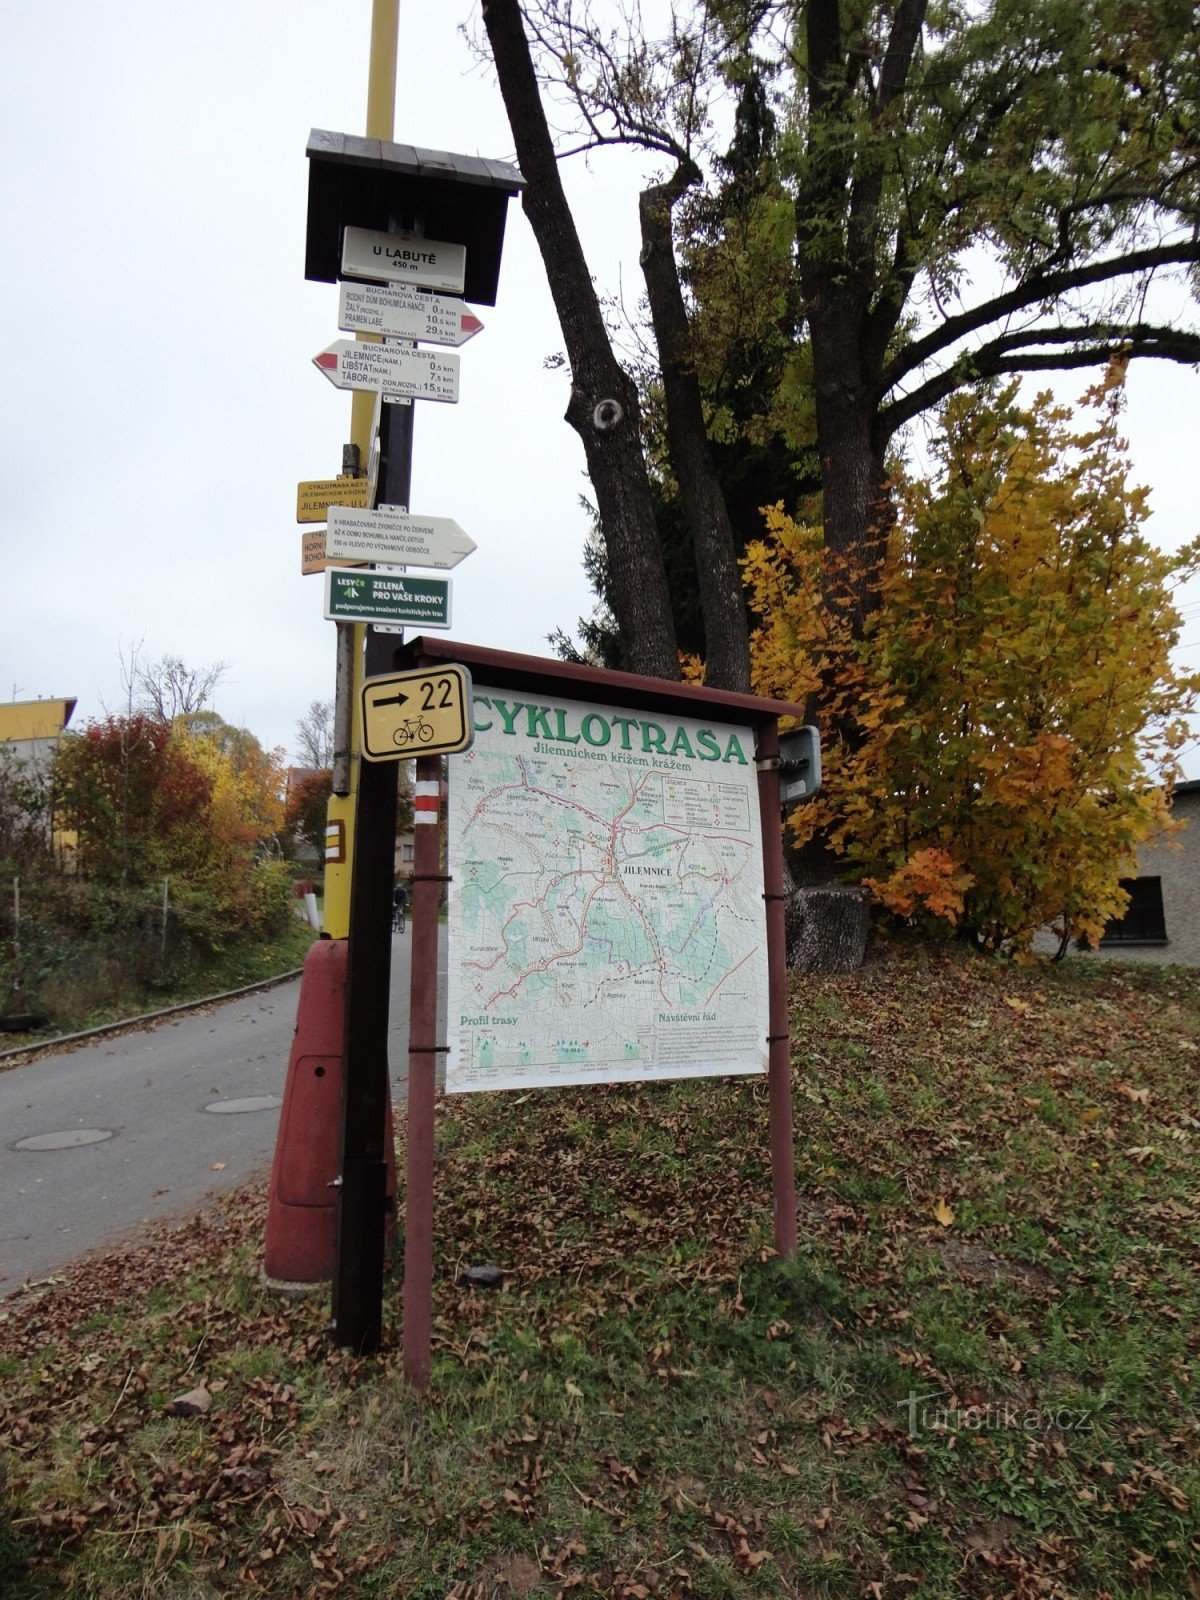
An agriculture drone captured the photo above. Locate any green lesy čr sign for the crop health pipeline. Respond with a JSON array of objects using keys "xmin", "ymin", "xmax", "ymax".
[{"xmin": 323, "ymin": 569, "xmax": 452, "ymax": 629}]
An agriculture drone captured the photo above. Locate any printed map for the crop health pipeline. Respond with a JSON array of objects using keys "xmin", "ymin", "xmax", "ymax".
[{"xmin": 446, "ymin": 686, "xmax": 769, "ymax": 1093}]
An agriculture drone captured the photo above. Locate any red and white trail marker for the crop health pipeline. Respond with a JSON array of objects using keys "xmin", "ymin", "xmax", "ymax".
[
  {"xmin": 312, "ymin": 341, "xmax": 460, "ymax": 404},
  {"xmin": 338, "ymin": 281, "xmax": 484, "ymax": 347}
]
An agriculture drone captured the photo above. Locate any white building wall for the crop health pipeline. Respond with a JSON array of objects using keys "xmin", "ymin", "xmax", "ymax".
[{"xmin": 1034, "ymin": 786, "xmax": 1200, "ymax": 966}]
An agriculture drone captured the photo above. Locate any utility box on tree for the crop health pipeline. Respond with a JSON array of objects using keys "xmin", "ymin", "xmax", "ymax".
[{"xmin": 778, "ymin": 724, "xmax": 822, "ymax": 805}]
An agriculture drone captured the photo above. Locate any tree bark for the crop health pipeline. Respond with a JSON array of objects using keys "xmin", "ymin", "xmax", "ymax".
[
  {"xmin": 482, "ymin": 0, "xmax": 679, "ymax": 680},
  {"xmin": 806, "ymin": 281, "xmax": 891, "ymax": 631},
  {"xmin": 639, "ymin": 172, "xmax": 752, "ymax": 692},
  {"xmin": 785, "ymin": 885, "xmax": 870, "ymax": 973}
]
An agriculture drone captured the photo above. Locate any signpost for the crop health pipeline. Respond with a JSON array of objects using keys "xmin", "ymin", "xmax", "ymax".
[
  {"xmin": 327, "ymin": 506, "xmax": 476, "ymax": 570},
  {"xmin": 338, "ymin": 281, "xmax": 483, "ymax": 347},
  {"xmin": 296, "ymin": 474, "xmax": 372, "ymax": 523},
  {"xmin": 341, "ymin": 225, "xmax": 466, "ymax": 293},
  {"xmin": 360, "ymin": 665, "xmax": 474, "ymax": 762},
  {"xmin": 313, "ymin": 341, "xmax": 460, "ymax": 403},
  {"xmin": 295, "ymin": 115, "xmax": 525, "ymax": 1371},
  {"xmin": 324, "ymin": 569, "xmax": 451, "ymax": 629},
  {"xmin": 301, "ymin": 529, "xmax": 367, "ymax": 576}
]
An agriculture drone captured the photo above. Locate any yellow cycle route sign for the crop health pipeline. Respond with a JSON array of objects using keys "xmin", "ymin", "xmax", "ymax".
[
  {"xmin": 361, "ymin": 665, "xmax": 474, "ymax": 763},
  {"xmin": 296, "ymin": 474, "xmax": 371, "ymax": 523}
]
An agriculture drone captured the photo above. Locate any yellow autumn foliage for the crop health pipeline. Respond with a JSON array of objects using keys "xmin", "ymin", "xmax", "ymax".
[{"xmin": 742, "ymin": 375, "xmax": 1199, "ymax": 953}]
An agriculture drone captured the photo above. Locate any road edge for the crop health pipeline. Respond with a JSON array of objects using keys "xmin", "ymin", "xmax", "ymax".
[{"xmin": 0, "ymin": 966, "xmax": 306, "ymax": 1070}]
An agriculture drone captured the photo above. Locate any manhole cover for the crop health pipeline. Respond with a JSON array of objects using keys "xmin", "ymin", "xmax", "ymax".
[
  {"xmin": 15, "ymin": 1128, "xmax": 115, "ymax": 1151},
  {"xmin": 204, "ymin": 1096, "xmax": 282, "ymax": 1115}
]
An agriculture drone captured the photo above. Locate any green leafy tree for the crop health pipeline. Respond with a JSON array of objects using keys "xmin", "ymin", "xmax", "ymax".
[
  {"xmin": 724, "ymin": 0, "xmax": 1200, "ymax": 626},
  {"xmin": 487, "ymin": 0, "xmax": 1200, "ymax": 668}
]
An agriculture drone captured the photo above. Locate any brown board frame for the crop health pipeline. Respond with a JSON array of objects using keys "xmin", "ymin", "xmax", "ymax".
[{"xmin": 397, "ymin": 637, "xmax": 803, "ymax": 1391}]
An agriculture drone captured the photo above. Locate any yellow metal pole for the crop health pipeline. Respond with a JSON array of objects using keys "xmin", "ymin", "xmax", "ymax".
[
  {"xmin": 365, "ymin": 0, "xmax": 400, "ymax": 136},
  {"xmin": 323, "ymin": 0, "xmax": 400, "ymax": 938}
]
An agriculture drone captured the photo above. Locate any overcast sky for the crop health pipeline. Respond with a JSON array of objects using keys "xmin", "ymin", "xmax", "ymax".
[{"xmin": 1, "ymin": 1, "xmax": 1197, "ymax": 771}]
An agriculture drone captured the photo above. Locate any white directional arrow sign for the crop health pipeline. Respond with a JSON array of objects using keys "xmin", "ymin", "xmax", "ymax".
[
  {"xmin": 312, "ymin": 341, "xmax": 460, "ymax": 403},
  {"xmin": 338, "ymin": 281, "xmax": 484, "ymax": 347},
  {"xmin": 326, "ymin": 505, "xmax": 477, "ymax": 570}
]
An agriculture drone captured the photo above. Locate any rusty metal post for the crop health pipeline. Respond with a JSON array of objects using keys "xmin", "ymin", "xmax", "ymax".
[
  {"xmin": 756, "ymin": 718, "xmax": 798, "ymax": 1258},
  {"xmin": 402, "ymin": 754, "xmax": 442, "ymax": 1390}
]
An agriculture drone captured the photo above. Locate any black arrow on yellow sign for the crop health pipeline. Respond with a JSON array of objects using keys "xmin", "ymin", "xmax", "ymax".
[{"xmin": 360, "ymin": 663, "xmax": 474, "ymax": 764}]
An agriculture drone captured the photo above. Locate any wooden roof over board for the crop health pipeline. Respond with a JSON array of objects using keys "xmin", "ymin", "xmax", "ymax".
[
  {"xmin": 305, "ymin": 130, "xmax": 524, "ymax": 307},
  {"xmin": 400, "ymin": 638, "xmax": 806, "ymax": 726}
]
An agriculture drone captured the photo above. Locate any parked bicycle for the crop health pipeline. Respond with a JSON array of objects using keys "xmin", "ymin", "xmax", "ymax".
[{"xmin": 392, "ymin": 882, "xmax": 410, "ymax": 934}]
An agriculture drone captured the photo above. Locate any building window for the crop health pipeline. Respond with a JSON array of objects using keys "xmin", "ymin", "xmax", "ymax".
[{"xmin": 1099, "ymin": 877, "xmax": 1167, "ymax": 945}]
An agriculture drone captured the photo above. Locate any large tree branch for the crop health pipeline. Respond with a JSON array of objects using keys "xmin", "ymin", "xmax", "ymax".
[
  {"xmin": 862, "ymin": 220, "xmax": 922, "ymax": 374},
  {"xmin": 877, "ymin": 0, "xmax": 927, "ymax": 113},
  {"xmin": 860, "ymin": 82, "xmax": 979, "ymax": 373},
  {"xmin": 880, "ymin": 240, "xmax": 1200, "ymax": 393},
  {"xmin": 879, "ymin": 321, "xmax": 1200, "ymax": 437},
  {"xmin": 805, "ymin": 0, "xmax": 844, "ymax": 117},
  {"xmin": 639, "ymin": 163, "xmax": 751, "ymax": 692},
  {"xmin": 1051, "ymin": 168, "xmax": 1200, "ymax": 230},
  {"xmin": 557, "ymin": 129, "xmax": 686, "ymax": 161},
  {"xmin": 481, "ymin": 0, "xmax": 679, "ymax": 679},
  {"xmin": 797, "ymin": 18, "xmax": 855, "ymax": 271},
  {"xmin": 845, "ymin": 0, "xmax": 928, "ymax": 275}
]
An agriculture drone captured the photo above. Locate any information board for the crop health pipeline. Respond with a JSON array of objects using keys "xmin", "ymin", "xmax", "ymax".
[{"xmin": 446, "ymin": 686, "xmax": 769, "ymax": 1093}]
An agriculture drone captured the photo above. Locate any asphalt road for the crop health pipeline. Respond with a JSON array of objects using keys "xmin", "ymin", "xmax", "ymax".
[{"xmin": 0, "ymin": 928, "xmax": 446, "ymax": 1295}]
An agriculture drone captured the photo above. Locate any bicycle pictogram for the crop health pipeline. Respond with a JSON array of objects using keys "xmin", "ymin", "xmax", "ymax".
[{"xmin": 392, "ymin": 715, "xmax": 436, "ymax": 748}]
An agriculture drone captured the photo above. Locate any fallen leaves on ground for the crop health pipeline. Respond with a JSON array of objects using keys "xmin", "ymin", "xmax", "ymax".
[{"xmin": 2, "ymin": 943, "xmax": 1198, "ymax": 1598}]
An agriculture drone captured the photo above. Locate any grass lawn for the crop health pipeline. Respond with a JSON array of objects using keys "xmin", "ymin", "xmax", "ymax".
[
  {"xmin": 0, "ymin": 917, "xmax": 317, "ymax": 1056},
  {"xmin": 1, "ymin": 946, "xmax": 1196, "ymax": 1597}
]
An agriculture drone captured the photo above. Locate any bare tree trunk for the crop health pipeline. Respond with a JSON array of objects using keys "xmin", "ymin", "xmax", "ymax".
[
  {"xmin": 806, "ymin": 284, "xmax": 890, "ymax": 631},
  {"xmin": 483, "ymin": 0, "xmax": 679, "ymax": 680},
  {"xmin": 639, "ymin": 171, "xmax": 751, "ymax": 692}
]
